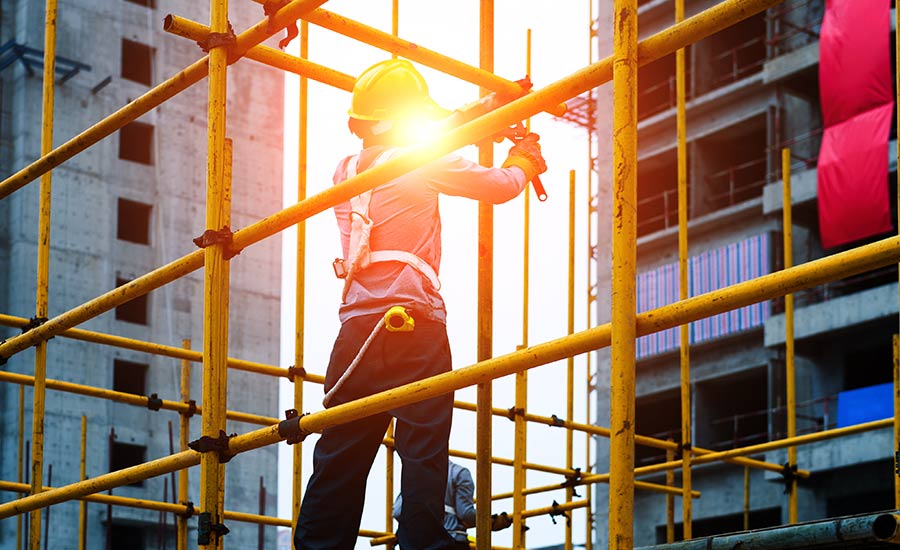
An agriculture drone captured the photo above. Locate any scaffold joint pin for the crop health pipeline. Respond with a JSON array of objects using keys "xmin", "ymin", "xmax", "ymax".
[
  {"xmin": 197, "ymin": 512, "xmax": 229, "ymax": 545},
  {"xmin": 262, "ymin": 0, "xmax": 299, "ymax": 49},
  {"xmin": 193, "ymin": 226, "xmax": 242, "ymax": 260},
  {"xmin": 188, "ymin": 429, "xmax": 236, "ymax": 463},
  {"xmin": 279, "ymin": 408, "xmax": 310, "ymax": 445},
  {"xmin": 146, "ymin": 393, "xmax": 163, "ymax": 411}
]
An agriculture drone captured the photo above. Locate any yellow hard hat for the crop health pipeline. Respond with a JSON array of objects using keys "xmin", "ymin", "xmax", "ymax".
[{"xmin": 349, "ymin": 59, "xmax": 449, "ymax": 122}]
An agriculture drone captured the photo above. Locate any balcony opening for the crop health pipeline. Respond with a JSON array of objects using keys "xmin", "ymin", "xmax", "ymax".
[
  {"xmin": 638, "ymin": 53, "xmax": 691, "ymax": 120},
  {"xmin": 696, "ymin": 12, "xmax": 766, "ymax": 95},
  {"xmin": 657, "ymin": 507, "xmax": 781, "ymax": 542},
  {"xmin": 117, "ymin": 198, "xmax": 152, "ymax": 245},
  {"xmin": 113, "ymin": 359, "xmax": 148, "ymax": 395},
  {"xmin": 115, "ymin": 277, "xmax": 149, "ymax": 325},
  {"xmin": 824, "ymin": 460, "xmax": 894, "ymax": 518},
  {"xmin": 118, "ymin": 121, "xmax": 154, "ymax": 166},
  {"xmin": 696, "ymin": 113, "xmax": 768, "ymax": 215},
  {"xmin": 110, "ymin": 441, "xmax": 147, "ymax": 486},
  {"xmin": 696, "ymin": 368, "xmax": 768, "ymax": 451},
  {"xmin": 767, "ymin": 0, "xmax": 825, "ymax": 58},
  {"xmin": 635, "ymin": 389, "xmax": 681, "ymax": 466},
  {"xmin": 124, "ymin": 0, "xmax": 155, "ymax": 8},
  {"xmin": 121, "ymin": 38, "xmax": 153, "ymax": 86},
  {"xmin": 637, "ymin": 150, "xmax": 679, "ymax": 237}
]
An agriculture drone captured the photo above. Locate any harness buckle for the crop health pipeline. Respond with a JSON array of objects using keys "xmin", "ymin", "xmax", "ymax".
[{"xmin": 332, "ymin": 258, "xmax": 348, "ymax": 279}]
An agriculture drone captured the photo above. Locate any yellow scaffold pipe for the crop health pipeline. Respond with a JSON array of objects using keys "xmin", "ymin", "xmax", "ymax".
[
  {"xmin": 162, "ymin": 15, "xmax": 354, "ymax": 91},
  {"xmin": 0, "ymin": 312, "xmax": 314, "ymax": 382},
  {"xmin": 5, "ymin": 228, "xmax": 900, "ymax": 519},
  {"xmin": 0, "ymin": 370, "xmax": 277, "ymax": 426},
  {"xmin": 491, "ymin": 478, "xmax": 700, "ymax": 501},
  {"xmin": 30, "ymin": 0, "xmax": 58, "ymax": 546},
  {"xmin": 0, "ymin": 0, "xmax": 784, "ymax": 365},
  {"xmin": 0, "ymin": 0, "xmax": 332, "ymax": 200}
]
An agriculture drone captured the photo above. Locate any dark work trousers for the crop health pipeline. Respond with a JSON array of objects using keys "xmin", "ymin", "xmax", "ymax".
[{"xmin": 295, "ymin": 312, "xmax": 456, "ymax": 550}]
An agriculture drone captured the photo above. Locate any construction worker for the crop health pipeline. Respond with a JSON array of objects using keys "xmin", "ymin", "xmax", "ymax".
[
  {"xmin": 393, "ymin": 460, "xmax": 513, "ymax": 549},
  {"xmin": 294, "ymin": 58, "xmax": 547, "ymax": 550}
]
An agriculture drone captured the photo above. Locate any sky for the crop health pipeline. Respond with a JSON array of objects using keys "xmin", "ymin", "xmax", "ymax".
[{"xmin": 277, "ymin": 2, "xmax": 598, "ymax": 547}]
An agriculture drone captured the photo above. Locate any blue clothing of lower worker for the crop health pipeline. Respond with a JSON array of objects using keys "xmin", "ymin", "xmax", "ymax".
[{"xmin": 394, "ymin": 461, "xmax": 477, "ymax": 544}]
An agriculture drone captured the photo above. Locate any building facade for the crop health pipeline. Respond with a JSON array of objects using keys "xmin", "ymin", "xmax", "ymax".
[
  {"xmin": 0, "ymin": 0, "xmax": 283, "ymax": 548},
  {"xmin": 587, "ymin": 0, "xmax": 896, "ymax": 546}
]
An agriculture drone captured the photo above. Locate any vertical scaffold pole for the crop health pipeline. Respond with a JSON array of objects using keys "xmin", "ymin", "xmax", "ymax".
[
  {"xmin": 292, "ymin": 19, "xmax": 309, "ymax": 543},
  {"xmin": 609, "ymin": 0, "xmax": 638, "ymax": 547},
  {"xmin": 513, "ymin": 26, "xmax": 532, "ymax": 550},
  {"xmin": 198, "ymin": 0, "xmax": 231, "ymax": 543},
  {"xmin": 79, "ymin": 415, "xmax": 87, "ymax": 550},
  {"xmin": 782, "ymin": 147, "xmax": 797, "ymax": 525},
  {"xmin": 585, "ymin": 3, "xmax": 596, "ymax": 548},
  {"xmin": 675, "ymin": 0, "xmax": 692, "ymax": 539},
  {"xmin": 31, "ymin": 0, "xmax": 58, "ymax": 547},
  {"xmin": 385, "ymin": 420, "xmax": 396, "ymax": 549},
  {"xmin": 17, "ymin": 385, "xmax": 25, "ymax": 550},
  {"xmin": 178, "ymin": 339, "xmax": 192, "ymax": 550},
  {"xmin": 566, "ymin": 169, "xmax": 577, "ymax": 550},
  {"xmin": 476, "ymin": 2, "xmax": 495, "ymax": 549},
  {"xmin": 665, "ymin": 439, "xmax": 674, "ymax": 543}
]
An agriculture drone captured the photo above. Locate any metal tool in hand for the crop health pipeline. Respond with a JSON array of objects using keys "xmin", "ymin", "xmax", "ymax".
[{"xmin": 497, "ymin": 121, "xmax": 548, "ymax": 202}]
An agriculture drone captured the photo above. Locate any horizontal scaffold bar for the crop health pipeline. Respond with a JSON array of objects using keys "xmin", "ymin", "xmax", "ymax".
[
  {"xmin": 4, "ymin": 223, "xmax": 899, "ymax": 518},
  {"xmin": 0, "ymin": 0, "xmax": 784, "ymax": 365},
  {"xmin": 0, "ymin": 313, "xmax": 315, "ymax": 382},
  {"xmin": 0, "ymin": 370, "xmax": 276, "ymax": 426}
]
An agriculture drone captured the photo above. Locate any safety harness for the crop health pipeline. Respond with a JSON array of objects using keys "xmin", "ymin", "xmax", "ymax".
[{"xmin": 337, "ymin": 148, "xmax": 441, "ymax": 302}]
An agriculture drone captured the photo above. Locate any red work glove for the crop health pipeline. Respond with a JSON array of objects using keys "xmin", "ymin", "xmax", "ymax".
[{"xmin": 502, "ymin": 133, "xmax": 547, "ymax": 182}]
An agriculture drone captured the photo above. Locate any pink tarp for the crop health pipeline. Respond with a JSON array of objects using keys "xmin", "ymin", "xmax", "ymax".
[{"xmin": 817, "ymin": 0, "xmax": 893, "ymax": 249}]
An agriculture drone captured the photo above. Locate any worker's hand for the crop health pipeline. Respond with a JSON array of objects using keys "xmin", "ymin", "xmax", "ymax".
[
  {"xmin": 502, "ymin": 133, "xmax": 548, "ymax": 182},
  {"xmin": 490, "ymin": 512, "xmax": 513, "ymax": 532}
]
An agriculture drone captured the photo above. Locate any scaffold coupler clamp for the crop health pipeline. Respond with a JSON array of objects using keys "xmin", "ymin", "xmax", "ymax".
[
  {"xmin": 146, "ymin": 393, "xmax": 163, "ymax": 411},
  {"xmin": 506, "ymin": 407, "xmax": 524, "ymax": 422},
  {"xmin": 197, "ymin": 512, "xmax": 229, "ymax": 545},
  {"xmin": 180, "ymin": 501, "xmax": 195, "ymax": 519},
  {"xmin": 188, "ymin": 429, "xmax": 236, "ymax": 463},
  {"xmin": 895, "ymin": 448, "xmax": 900, "ymax": 477},
  {"xmin": 279, "ymin": 408, "xmax": 310, "ymax": 445},
  {"xmin": 781, "ymin": 462, "xmax": 798, "ymax": 494},
  {"xmin": 550, "ymin": 414, "xmax": 565, "ymax": 427},
  {"xmin": 193, "ymin": 226, "xmax": 242, "ymax": 260},
  {"xmin": 262, "ymin": 0, "xmax": 299, "ymax": 49},
  {"xmin": 678, "ymin": 441, "xmax": 692, "ymax": 459},
  {"xmin": 196, "ymin": 20, "xmax": 238, "ymax": 63},
  {"xmin": 183, "ymin": 399, "xmax": 197, "ymax": 418},
  {"xmin": 549, "ymin": 500, "xmax": 571, "ymax": 527},
  {"xmin": 287, "ymin": 365, "xmax": 306, "ymax": 383},
  {"xmin": 560, "ymin": 467, "xmax": 582, "ymax": 497}
]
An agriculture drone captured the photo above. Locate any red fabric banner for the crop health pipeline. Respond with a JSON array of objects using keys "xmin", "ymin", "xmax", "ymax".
[{"xmin": 817, "ymin": 0, "xmax": 894, "ymax": 249}]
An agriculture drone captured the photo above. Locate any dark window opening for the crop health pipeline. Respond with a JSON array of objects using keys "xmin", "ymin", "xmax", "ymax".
[
  {"xmin": 698, "ymin": 114, "xmax": 767, "ymax": 215},
  {"xmin": 124, "ymin": 0, "xmax": 155, "ymax": 9},
  {"xmin": 825, "ymin": 460, "xmax": 895, "ymax": 518},
  {"xmin": 113, "ymin": 359, "xmax": 148, "ymax": 395},
  {"xmin": 843, "ymin": 328, "xmax": 893, "ymax": 391},
  {"xmin": 656, "ymin": 507, "xmax": 781, "ymax": 542},
  {"xmin": 121, "ymin": 39, "xmax": 153, "ymax": 86},
  {"xmin": 117, "ymin": 198, "xmax": 152, "ymax": 244},
  {"xmin": 637, "ymin": 150, "xmax": 679, "ymax": 237},
  {"xmin": 110, "ymin": 441, "xmax": 147, "ymax": 486},
  {"xmin": 110, "ymin": 524, "xmax": 146, "ymax": 550},
  {"xmin": 697, "ymin": 368, "xmax": 768, "ymax": 451},
  {"xmin": 115, "ymin": 277, "xmax": 149, "ymax": 325},
  {"xmin": 635, "ymin": 389, "xmax": 681, "ymax": 466},
  {"xmin": 118, "ymin": 122, "xmax": 154, "ymax": 165}
]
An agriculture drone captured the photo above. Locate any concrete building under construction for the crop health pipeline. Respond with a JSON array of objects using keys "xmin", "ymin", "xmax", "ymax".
[
  {"xmin": 3, "ymin": 0, "xmax": 900, "ymax": 549},
  {"xmin": 577, "ymin": 0, "xmax": 900, "ymax": 546},
  {"xmin": 0, "ymin": 0, "xmax": 283, "ymax": 547}
]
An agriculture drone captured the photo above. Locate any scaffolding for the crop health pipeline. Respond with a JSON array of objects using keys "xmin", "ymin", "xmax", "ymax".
[{"xmin": 2, "ymin": 0, "xmax": 900, "ymax": 549}]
